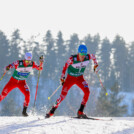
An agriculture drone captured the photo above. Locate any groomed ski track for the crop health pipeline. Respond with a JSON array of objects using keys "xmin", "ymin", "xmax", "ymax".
[{"xmin": 0, "ymin": 116, "xmax": 134, "ymax": 134}]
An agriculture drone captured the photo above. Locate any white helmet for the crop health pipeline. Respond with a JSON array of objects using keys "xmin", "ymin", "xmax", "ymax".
[{"xmin": 25, "ymin": 52, "xmax": 32, "ymax": 60}]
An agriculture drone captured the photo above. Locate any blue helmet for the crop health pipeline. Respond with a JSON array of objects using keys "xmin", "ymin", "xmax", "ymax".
[
  {"xmin": 78, "ymin": 44, "xmax": 87, "ymax": 54},
  {"xmin": 25, "ymin": 52, "xmax": 32, "ymax": 60}
]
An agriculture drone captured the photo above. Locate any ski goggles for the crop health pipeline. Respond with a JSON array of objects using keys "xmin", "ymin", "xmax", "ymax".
[
  {"xmin": 79, "ymin": 53, "xmax": 87, "ymax": 56},
  {"xmin": 25, "ymin": 60, "xmax": 32, "ymax": 64}
]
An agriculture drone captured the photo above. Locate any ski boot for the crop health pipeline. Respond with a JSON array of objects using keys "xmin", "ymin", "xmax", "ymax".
[
  {"xmin": 77, "ymin": 111, "xmax": 88, "ymax": 119},
  {"xmin": 77, "ymin": 104, "xmax": 88, "ymax": 119},
  {"xmin": 22, "ymin": 106, "xmax": 28, "ymax": 117},
  {"xmin": 45, "ymin": 106, "xmax": 57, "ymax": 118}
]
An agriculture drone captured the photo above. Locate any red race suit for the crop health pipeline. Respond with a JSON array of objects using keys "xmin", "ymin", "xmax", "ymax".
[
  {"xmin": 55, "ymin": 54, "xmax": 98, "ymax": 107},
  {"xmin": 0, "ymin": 60, "xmax": 43, "ymax": 107}
]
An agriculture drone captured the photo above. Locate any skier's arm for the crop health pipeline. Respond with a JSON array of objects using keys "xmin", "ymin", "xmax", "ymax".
[
  {"xmin": 4, "ymin": 61, "xmax": 19, "ymax": 71},
  {"xmin": 60, "ymin": 56, "xmax": 73, "ymax": 85},
  {"xmin": 89, "ymin": 54, "xmax": 98, "ymax": 72},
  {"xmin": 61, "ymin": 56, "xmax": 73, "ymax": 78},
  {"xmin": 32, "ymin": 61, "xmax": 43, "ymax": 70}
]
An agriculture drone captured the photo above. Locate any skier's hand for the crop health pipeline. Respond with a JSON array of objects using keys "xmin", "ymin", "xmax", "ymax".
[
  {"xmin": 4, "ymin": 66, "xmax": 9, "ymax": 73},
  {"xmin": 39, "ymin": 55, "xmax": 44, "ymax": 63},
  {"xmin": 94, "ymin": 64, "xmax": 98, "ymax": 72},
  {"xmin": 60, "ymin": 76, "xmax": 65, "ymax": 85}
]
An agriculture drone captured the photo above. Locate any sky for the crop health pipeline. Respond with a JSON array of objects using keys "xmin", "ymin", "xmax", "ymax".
[{"xmin": 0, "ymin": 0, "xmax": 134, "ymax": 43}]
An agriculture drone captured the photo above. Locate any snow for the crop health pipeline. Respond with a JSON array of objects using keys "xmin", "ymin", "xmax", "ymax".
[{"xmin": 0, "ymin": 116, "xmax": 134, "ymax": 134}]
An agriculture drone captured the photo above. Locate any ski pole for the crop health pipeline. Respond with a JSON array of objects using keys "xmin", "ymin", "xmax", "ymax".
[
  {"xmin": 95, "ymin": 71, "xmax": 108, "ymax": 96},
  {"xmin": 33, "ymin": 69, "xmax": 41, "ymax": 107},
  {"xmin": 0, "ymin": 72, "xmax": 6, "ymax": 81},
  {"xmin": 48, "ymin": 84, "xmax": 62, "ymax": 100},
  {"xmin": 33, "ymin": 55, "xmax": 44, "ymax": 108}
]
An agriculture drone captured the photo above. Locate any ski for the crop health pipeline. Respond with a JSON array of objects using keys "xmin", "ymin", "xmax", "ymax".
[
  {"xmin": 71, "ymin": 116, "xmax": 112, "ymax": 121},
  {"xmin": 37, "ymin": 116, "xmax": 112, "ymax": 121}
]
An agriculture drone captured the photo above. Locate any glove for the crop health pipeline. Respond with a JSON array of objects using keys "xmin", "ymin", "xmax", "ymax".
[
  {"xmin": 60, "ymin": 76, "xmax": 65, "ymax": 85},
  {"xmin": 94, "ymin": 64, "xmax": 98, "ymax": 72},
  {"xmin": 39, "ymin": 55, "xmax": 44, "ymax": 63},
  {"xmin": 4, "ymin": 66, "xmax": 9, "ymax": 72}
]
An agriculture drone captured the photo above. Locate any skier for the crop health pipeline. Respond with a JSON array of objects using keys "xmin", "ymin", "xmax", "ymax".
[
  {"xmin": 0, "ymin": 52, "xmax": 44, "ymax": 116},
  {"xmin": 46, "ymin": 44, "xmax": 98, "ymax": 118}
]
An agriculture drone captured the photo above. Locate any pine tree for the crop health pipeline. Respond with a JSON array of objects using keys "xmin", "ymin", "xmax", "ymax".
[
  {"xmin": 67, "ymin": 33, "xmax": 79, "ymax": 56},
  {"xmin": 128, "ymin": 42, "xmax": 134, "ymax": 91},
  {"xmin": 99, "ymin": 38, "xmax": 111, "ymax": 87},
  {"xmin": 112, "ymin": 35, "xmax": 128, "ymax": 90},
  {"xmin": 0, "ymin": 31, "xmax": 9, "ymax": 70},
  {"xmin": 9, "ymin": 29, "xmax": 23, "ymax": 62},
  {"xmin": 96, "ymin": 82, "xmax": 127, "ymax": 117},
  {"xmin": 55, "ymin": 31, "xmax": 65, "ymax": 79},
  {"xmin": 83, "ymin": 34, "xmax": 100, "ymax": 55},
  {"xmin": 43, "ymin": 30, "xmax": 56, "ymax": 79}
]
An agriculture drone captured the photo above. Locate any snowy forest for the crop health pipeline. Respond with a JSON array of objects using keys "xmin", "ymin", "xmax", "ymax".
[{"xmin": 0, "ymin": 29, "xmax": 134, "ymax": 117}]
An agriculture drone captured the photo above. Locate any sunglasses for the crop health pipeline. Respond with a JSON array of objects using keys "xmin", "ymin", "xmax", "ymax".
[
  {"xmin": 79, "ymin": 53, "xmax": 87, "ymax": 56},
  {"xmin": 25, "ymin": 60, "xmax": 31, "ymax": 64}
]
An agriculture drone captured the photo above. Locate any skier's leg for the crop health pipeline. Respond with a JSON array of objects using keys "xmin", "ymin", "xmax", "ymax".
[
  {"xmin": 56, "ymin": 82, "xmax": 73, "ymax": 106},
  {"xmin": 76, "ymin": 76, "xmax": 90, "ymax": 118},
  {"xmin": 18, "ymin": 81, "xmax": 30, "ymax": 116},
  {"xmin": 0, "ymin": 77, "xmax": 17, "ymax": 102},
  {"xmin": 46, "ymin": 75, "xmax": 75, "ymax": 118},
  {"xmin": 76, "ymin": 76, "xmax": 90, "ymax": 106}
]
